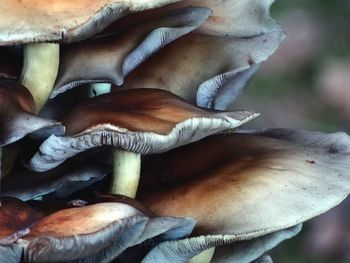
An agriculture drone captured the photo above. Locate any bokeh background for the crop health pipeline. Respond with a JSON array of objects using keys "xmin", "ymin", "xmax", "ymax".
[{"xmin": 233, "ymin": 0, "xmax": 350, "ymax": 262}]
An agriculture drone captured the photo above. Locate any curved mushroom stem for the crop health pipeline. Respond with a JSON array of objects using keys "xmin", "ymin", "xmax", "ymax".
[
  {"xmin": 89, "ymin": 83, "xmax": 112, "ymax": 97},
  {"xmin": 189, "ymin": 248, "xmax": 215, "ymax": 263},
  {"xmin": 110, "ymin": 149, "xmax": 141, "ymax": 198},
  {"xmin": 21, "ymin": 43, "xmax": 60, "ymax": 112}
]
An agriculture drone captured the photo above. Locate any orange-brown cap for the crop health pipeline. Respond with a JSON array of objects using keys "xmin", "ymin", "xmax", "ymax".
[
  {"xmin": 29, "ymin": 89, "xmax": 258, "ymax": 171},
  {"xmin": 143, "ymin": 130, "xmax": 350, "ymax": 239}
]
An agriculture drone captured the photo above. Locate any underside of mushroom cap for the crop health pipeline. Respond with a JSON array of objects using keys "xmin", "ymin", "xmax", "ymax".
[
  {"xmin": 2, "ymin": 161, "xmax": 108, "ymax": 201},
  {"xmin": 141, "ymin": 129, "xmax": 350, "ymax": 239},
  {"xmin": 51, "ymin": 6, "xmax": 212, "ymax": 97},
  {"xmin": 0, "ymin": 78, "xmax": 64, "ymax": 146},
  {"xmin": 0, "ymin": 0, "xmax": 184, "ymax": 45},
  {"xmin": 141, "ymin": 224, "xmax": 301, "ymax": 263},
  {"xmin": 121, "ymin": 30, "xmax": 283, "ymax": 110},
  {"xmin": 29, "ymin": 89, "xmax": 258, "ymax": 172},
  {"xmin": 117, "ymin": 0, "xmax": 284, "ymax": 109}
]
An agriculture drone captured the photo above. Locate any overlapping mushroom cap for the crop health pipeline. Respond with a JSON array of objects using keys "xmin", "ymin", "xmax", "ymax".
[
  {"xmin": 51, "ymin": 6, "xmax": 212, "ymax": 97},
  {"xmin": 50, "ymin": 0, "xmax": 283, "ymax": 111},
  {"xmin": 29, "ymin": 89, "xmax": 258, "ymax": 172},
  {"xmin": 0, "ymin": 78, "xmax": 63, "ymax": 147},
  {"xmin": 1, "ymin": 1, "xmax": 348, "ymax": 263},
  {"xmin": 2, "ymin": 160, "xmax": 108, "ymax": 201},
  {"xmin": 137, "ymin": 129, "xmax": 350, "ymax": 262},
  {"xmin": 0, "ymin": 196, "xmax": 195, "ymax": 262}
]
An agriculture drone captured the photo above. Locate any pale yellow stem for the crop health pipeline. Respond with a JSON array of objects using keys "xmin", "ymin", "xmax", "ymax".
[
  {"xmin": 21, "ymin": 43, "xmax": 60, "ymax": 112},
  {"xmin": 110, "ymin": 149, "xmax": 141, "ymax": 198},
  {"xmin": 189, "ymin": 248, "xmax": 215, "ymax": 263}
]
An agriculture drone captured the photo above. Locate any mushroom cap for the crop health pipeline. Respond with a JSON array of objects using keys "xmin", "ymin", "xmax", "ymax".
[
  {"xmin": 142, "ymin": 129, "xmax": 350, "ymax": 239},
  {"xmin": 29, "ymin": 89, "xmax": 258, "ymax": 172},
  {"xmin": 51, "ymin": 6, "xmax": 211, "ymax": 97},
  {"xmin": 2, "ymin": 161, "xmax": 108, "ymax": 201},
  {"xmin": 0, "ymin": 78, "xmax": 64, "ymax": 146},
  {"xmin": 0, "ymin": 198, "xmax": 43, "ymax": 245},
  {"xmin": 0, "ymin": 197, "xmax": 195, "ymax": 262},
  {"xmin": 117, "ymin": 0, "xmax": 283, "ymax": 109},
  {"xmin": 0, "ymin": 0, "xmax": 183, "ymax": 45}
]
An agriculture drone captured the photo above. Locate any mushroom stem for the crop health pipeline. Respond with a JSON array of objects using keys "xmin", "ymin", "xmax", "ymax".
[
  {"xmin": 189, "ymin": 248, "xmax": 215, "ymax": 263},
  {"xmin": 110, "ymin": 149, "xmax": 141, "ymax": 198},
  {"xmin": 20, "ymin": 43, "xmax": 60, "ymax": 112},
  {"xmin": 89, "ymin": 83, "xmax": 112, "ymax": 97}
]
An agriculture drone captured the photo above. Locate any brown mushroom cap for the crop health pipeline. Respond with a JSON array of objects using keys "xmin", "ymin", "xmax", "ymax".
[
  {"xmin": 142, "ymin": 129, "xmax": 350, "ymax": 239},
  {"xmin": 0, "ymin": 78, "xmax": 64, "ymax": 146},
  {"xmin": 51, "ymin": 7, "xmax": 211, "ymax": 97},
  {"xmin": 0, "ymin": 198, "xmax": 43, "ymax": 245},
  {"xmin": 29, "ymin": 88, "xmax": 257, "ymax": 172},
  {"xmin": 0, "ymin": 197, "xmax": 195, "ymax": 262},
  {"xmin": 0, "ymin": 0, "xmax": 183, "ymax": 45}
]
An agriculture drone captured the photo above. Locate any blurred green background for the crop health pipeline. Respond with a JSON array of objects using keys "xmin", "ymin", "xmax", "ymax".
[{"xmin": 235, "ymin": 0, "xmax": 350, "ymax": 262}]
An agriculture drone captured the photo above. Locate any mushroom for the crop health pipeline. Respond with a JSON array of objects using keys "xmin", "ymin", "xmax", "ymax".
[
  {"xmin": 0, "ymin": 0, "xmax": 183, "ymax": 111},
  {"xmin": 116, "ymin": 0, "xmax": 283, "ymax": 110},
  {"xmin": 2, "ymin": 160, "xmax": 108, "ymax": 201},
  {"xmin": 139, "ymin": 129, "xmax": 350, "ymax": 262},
  {"xmin": 29, "ymin": 89, "xmax": 258, "ymax": 198},
  {"xmin": 50, "ymin": 7, "xmax": 212, "ymax": 98},
  {"xmin": 0, "ymin": 78, "xmax": 64, "ymax": 179},
  {"xmin": 0, "ymin": 197, "xmax": 195, "ymax": 262},
  {"xmin": 49, "ymin": 0, "xmax": 283, "ymax": 110},
  {"xmin": 0, "ymin": 198, "xmax": 43, "ymax": 245}
]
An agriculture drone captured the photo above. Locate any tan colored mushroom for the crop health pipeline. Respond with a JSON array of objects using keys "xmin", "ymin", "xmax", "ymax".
[
  {"xmin": 0, "ymin": 0, "xmax": 184, "ymax": 111},
  {"xmin": 49, "ymin": 0, "xmax": 283, "ymax": 110},
  {"xmin": 51, "ymin": 7, "xmax": 212, "ymax": 98},
  {"xmin": 0, "ymin": 197, "xmax": 195, "ymax": 262},
  {"xmin": 29, "ymin": 89, "xmax": 258, "ymax": 198},
  {"xmin": 139, "ymin": 129, "xmax": 350, "ymax": 262}
]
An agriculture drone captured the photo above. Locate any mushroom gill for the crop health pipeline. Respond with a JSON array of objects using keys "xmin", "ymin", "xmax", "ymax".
[{"xmin": 51, "ymin": 7, "xmax": 212, "ymax": 98}]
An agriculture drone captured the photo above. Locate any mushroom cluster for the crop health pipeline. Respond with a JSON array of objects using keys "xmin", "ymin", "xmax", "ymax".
[{"xmin": 1, "ymin": 1, "xmax": 350, "ymax": 262}]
